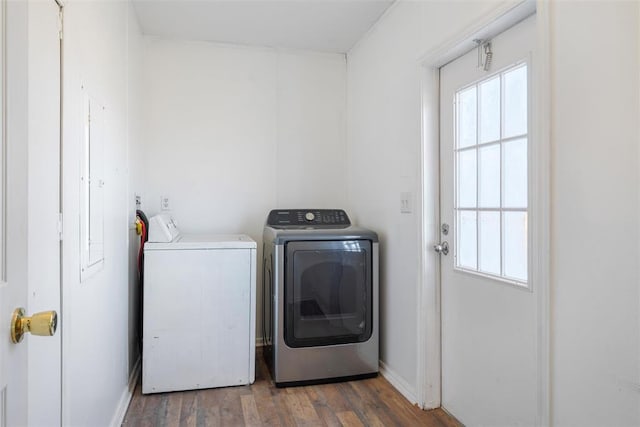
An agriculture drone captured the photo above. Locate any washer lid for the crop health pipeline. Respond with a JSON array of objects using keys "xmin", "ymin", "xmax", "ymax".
[{"xmin": 144, "ymin": 233, "xmax": 256, "ymax": 251}]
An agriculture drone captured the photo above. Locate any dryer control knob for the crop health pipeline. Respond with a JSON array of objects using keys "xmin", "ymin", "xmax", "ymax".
[{"xmin": 305, "ymin": 212, "xmax": 315, "ymax": 222}]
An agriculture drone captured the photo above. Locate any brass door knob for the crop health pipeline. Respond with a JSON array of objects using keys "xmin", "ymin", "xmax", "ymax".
[{"xmin": 11, "ymin": 308, "xmax": 58, "ymax": 344}]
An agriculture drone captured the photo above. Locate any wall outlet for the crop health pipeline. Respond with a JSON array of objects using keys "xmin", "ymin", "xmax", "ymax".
[
  {"xmin": 160, "ymin": 195, "xmax": 171, "ymax": 211},
  {"xmin": 400, "ymin": 192, "xmax": 412, "ymax": 214}
]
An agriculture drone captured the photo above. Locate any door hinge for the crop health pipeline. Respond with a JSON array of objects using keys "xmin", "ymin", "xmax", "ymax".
[{"xmin": 57, "ymin": 213, "xmax": 63, "ymax": 241}]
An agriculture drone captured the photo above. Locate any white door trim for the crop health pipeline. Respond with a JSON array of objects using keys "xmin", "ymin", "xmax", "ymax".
[
  {"xmin": 416, "ymin": 1, "xmax": 550, "ymax": 424},
  {"xmin": 531, "ymin": 2, "xmax": 551, "ymax": 424}
]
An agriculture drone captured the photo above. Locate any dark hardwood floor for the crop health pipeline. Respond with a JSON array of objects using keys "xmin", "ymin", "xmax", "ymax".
[{"xmin": 122, "ymin": 350, "xmax": 460, "ymax": 426}]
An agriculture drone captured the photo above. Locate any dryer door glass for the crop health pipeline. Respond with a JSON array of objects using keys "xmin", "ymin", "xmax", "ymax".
[{"xmin": 285, "ymin": 240, "xmax": 372, "ymax": 348}]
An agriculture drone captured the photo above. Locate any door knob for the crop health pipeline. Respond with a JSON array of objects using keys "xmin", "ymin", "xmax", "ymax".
[
  {"xmin": 434, "ymin": 241, "xmax": 449, "ymax": 256},
  {"xmin": 11, "ymin": 308, "xmax": 58, "ymax": 344}
]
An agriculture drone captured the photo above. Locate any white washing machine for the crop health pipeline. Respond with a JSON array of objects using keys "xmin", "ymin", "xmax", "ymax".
[{"xmin": 142, "ymin": 214, "xmax": 257, "ymax": 394}]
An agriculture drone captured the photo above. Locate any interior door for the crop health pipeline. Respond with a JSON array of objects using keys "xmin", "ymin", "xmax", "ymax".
[
  {"xmin": 1, "ymin": 0, "xmax": 29, "ymax": 424},
  {"xmin": 27, "ymin": 0, "xmax": 62, "ymax": 425},
  {"xmin": 438, "ymin": 15, "xmax": 537, "ymax": 426},
  {"xmin": 0, "ymin": 0, "xmax": 61, "ymax": 424}
]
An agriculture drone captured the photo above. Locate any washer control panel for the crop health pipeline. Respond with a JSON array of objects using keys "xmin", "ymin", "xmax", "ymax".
[{"xmin": 267, "ymin": 209, "xmax": 351, "ymax": 228}]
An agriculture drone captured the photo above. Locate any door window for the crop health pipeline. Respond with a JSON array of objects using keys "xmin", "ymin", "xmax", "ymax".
[{"xmin": 454, "ymin": 63, "xmax": 529, "ymax": 284}]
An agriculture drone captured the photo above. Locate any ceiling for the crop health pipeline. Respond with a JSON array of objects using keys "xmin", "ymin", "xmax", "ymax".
[{"xmin": 132, "ymin": 0, "xmax": 395, "ymax": 53}]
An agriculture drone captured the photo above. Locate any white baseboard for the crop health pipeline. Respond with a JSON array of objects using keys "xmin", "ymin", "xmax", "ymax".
[
  {"xmin": 109, "ymin": 356, "xmax": 141, "ymax": 427},
  {"xmin": 379, "ymin": 360, "xmax": 419, "ymax": 405}
]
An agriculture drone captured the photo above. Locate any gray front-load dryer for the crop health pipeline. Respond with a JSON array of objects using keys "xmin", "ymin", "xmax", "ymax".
[{"xmin": 262, "ymin": 209, "xmax": 379, "ymax": 387}]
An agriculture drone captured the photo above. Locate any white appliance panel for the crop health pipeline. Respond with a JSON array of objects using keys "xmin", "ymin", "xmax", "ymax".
[{"xmin": 147, "ymin": 213, "xmax": 181, "ymax": 242}]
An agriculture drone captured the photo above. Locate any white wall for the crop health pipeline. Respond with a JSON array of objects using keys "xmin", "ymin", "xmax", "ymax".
[
  {"xmin": 550, "ymin": 2, "xmax": 639, "ymax": 425},
  {"xmin": 62, "ymin": 2, "xmax": 141, "ymax": 425},
  {"xmin": 134, "ymin": 38, "xmax": 347, "ymax": 341},
  {"xmin": 347, "ymin": 0, "xmax": 507, "ymax": 401},
  {"xmin": 347, "ymin": 0, "xmax": 640, "ymax": 423}
]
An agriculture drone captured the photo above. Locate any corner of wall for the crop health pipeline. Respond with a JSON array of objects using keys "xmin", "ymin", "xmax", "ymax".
[
  {"xmin": 379, "ymin": 360, "xmax": 418, "ymax": 405},
  {"xmin": 108, "ymin": 358, "xmax": 141, "ymax": 427}
]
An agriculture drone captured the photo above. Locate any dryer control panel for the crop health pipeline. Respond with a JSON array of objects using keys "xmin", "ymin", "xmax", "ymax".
[{"xmin": 267, "ymin": 209, "xmax": 351, "ymax": 228}]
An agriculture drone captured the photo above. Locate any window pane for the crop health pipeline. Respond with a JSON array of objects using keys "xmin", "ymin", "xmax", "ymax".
[
  {"xmin": 503, "ymin": 138, "xmax": 527, "ymax": 208},
  {"xmin": 452, "ymin": 63, "xmax": 530, "ymax": 286},
  {"xmin": 478, "ymin": 144, "xmax": 500, "ymax": 208},
  {"xmin": 479, "ymin": 211, "xmax": 500, "ymax": 275},
  {"xmin": 479, "ymin": 77, "xmax": 500, "ymax": 143},
  {"xmin": 504, "ymin": 212, "xmax": 527, "ymax": 281},
  {"xmin": 503, "ymin": 65, "xmax": 527, "ymax": 137},
  {"xmin": 457, "ymin": 210, "xmax": 477, "ymax": 269},
  {"xmin": 457, "ymin": 149, "xmax": 476, "ymax": 208},
  {"xmin": 458, "ymin": 87, "xmax": 477, "ymax": 148}
]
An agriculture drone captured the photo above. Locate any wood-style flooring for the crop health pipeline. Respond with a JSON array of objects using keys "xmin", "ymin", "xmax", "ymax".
[{"xmin": 122, "ymin": 350, "xmax": 460, "ymax": 426}]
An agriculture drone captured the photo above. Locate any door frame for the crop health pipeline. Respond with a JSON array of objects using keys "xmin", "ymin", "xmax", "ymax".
[{"xmin": 415, "ymin": 0, "xmax": 551, "ymax": 424}]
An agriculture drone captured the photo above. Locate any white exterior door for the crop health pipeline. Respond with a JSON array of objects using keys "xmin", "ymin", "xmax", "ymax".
[{"xmin": 438, "ymin": 15, "xmax": 537, "ymax": 426}]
